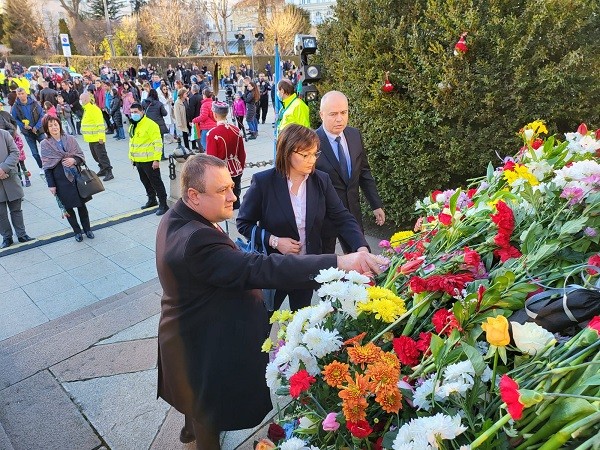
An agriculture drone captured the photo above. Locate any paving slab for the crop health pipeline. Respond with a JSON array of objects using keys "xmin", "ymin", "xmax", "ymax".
[
  {"xmin": 0, "ymin": 247, "xmax": 50, "ymax": 271},
  {"xmin": 0, "ymin": 289, "xmax": 48, "ymax": 341},
  {"xmin": 126, "ymin": 257, "xmax": 159, "ymax": 282},
  {"xmin": 109, "ymin": 244, "xmax": 155, "ymax": 269},
  {"xmin": 0, "ymin": 370, "xmax": 101, "ymax": 450},
  {"xmin": 98, "ymin": 313, "xmax": 160, "ymax": 345},
  {"xmin": 21, "ymin": 271, "xmax": 81, "ymax": 301},
  {"xmin": 83, "ymin": 270, "xmax": 142, "ymax": 299},
  {"xmin": 0, "ymin": 272, "xmax": 19, "ymax": 294},
  {"xmin": 50, "ymin": 245, "xmax": 105, "ymax": 271},
  {"xmin": 67, "ymin": 257, "xmax": 123, "ymax": 284},
  {"xmin": 12, "ymin": 259, "xmax": 65, "ymax": 287},
  {"xmin": 63, "ymin": 369, "xmax": 170, "ymax": 450},
  {"xmin": 33, "ymin": 285, "xmax": 100, "ymax": 320},
  {"xmin": 39, "ymin": 236, "xmax": 94, "ymax": 259},
  {"xmin": 51, "ymin": 338, "xmax": 158, "ymax": 382},
  {"xmin": 149, "ymin": 407, "xmax": 195, "ymax": 450},
  {"xmin": 0, "ymin": 421, "xmax": 15, "ymax": 450}
]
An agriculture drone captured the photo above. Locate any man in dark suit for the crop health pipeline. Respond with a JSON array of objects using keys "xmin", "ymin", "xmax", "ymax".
[
  {"xmin": 155, "ymin": 154, "xmax": 387, "ymax": 449},
  {"xmin": 186, "ymin": 84, "xmax": 202, "ymax": 150},
  {"xmin": 316, "ymin": 90, "xmax": 385, "ymax": 254}
]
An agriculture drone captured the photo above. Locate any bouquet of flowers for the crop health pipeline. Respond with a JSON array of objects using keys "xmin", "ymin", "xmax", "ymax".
[{"xmin": 259, "ymin": 122, "xmax": 600, "ymax": 450}]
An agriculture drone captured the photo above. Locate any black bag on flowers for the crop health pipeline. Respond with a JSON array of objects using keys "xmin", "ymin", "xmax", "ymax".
[
  {"xmin": 235, "ymin": 225, "xmax": 277, "ymax": 311},
  {"xmin": 511, "ymin": 285, "xmax": 600, "ymax": 333}
]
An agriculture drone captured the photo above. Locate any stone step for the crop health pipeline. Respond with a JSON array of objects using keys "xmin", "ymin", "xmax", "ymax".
[{"xmin": 0, "ymin": 279, "xmax": 162, "ymax": 391}]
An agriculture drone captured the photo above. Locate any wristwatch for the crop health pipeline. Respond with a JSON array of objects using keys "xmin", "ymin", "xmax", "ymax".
[{"xmin": 270, "ymin": 235, "xmax": 279, "ymax": 249}]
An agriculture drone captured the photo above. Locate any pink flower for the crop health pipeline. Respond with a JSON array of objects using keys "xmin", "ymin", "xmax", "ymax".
[
  {"xmin": 322, "ymin": 412, "xmax": 340, "ymax": 431},
  {"xmin": 560, "ymin": 187, "xmax": 585, "ymax": 206},
  {"xmin": 379, "ymin": 240, "xmax": 391, "ymax": 249}
]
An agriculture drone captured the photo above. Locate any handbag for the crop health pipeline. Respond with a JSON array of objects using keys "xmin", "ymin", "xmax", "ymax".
[
  {"xmin": 76, "ymin": 163, "xmax": 105, "ymax": 198},
  {"xmin": 235, "ymin": 225, "xmax": 277, "ymax": 311}
]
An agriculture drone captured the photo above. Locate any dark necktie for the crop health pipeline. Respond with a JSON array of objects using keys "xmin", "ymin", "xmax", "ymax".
[{"xmin": 335, "ymin": 136, "xmax": 349, "ymax": 183}]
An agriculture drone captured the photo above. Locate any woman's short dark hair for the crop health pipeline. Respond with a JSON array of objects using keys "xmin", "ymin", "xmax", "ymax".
[
  {"xmin": 148, "ymin": 89, "xmax": 159, "ymax": 101},
  {"xmin": 42, "ymin": 114, "xmax": 63, "ymax": 136},
  {"xmin": 275, "ymin": 124, "xmax": 320, "ymax": 176}
]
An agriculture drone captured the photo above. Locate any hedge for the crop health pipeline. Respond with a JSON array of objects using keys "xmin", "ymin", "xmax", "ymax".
[{"xmin": 314, "ymin": 0, "xmax": 600, "ymax": 227}]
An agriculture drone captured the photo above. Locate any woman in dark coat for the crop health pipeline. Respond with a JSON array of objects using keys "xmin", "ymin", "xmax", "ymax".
[
  {"xmin": 144, "ymin": 89, "xmax": 168, "ymax": 159},
  {"xmin": 243, "ymin": 81, "xmax": 259, "ymax": 139},
  {"xmin": 40, "ymin": 115, "xmax": 94, "ymax": 242},
  {"xmin": 109, "ymin": 88, "xmax": 124, "ymax": 140}
]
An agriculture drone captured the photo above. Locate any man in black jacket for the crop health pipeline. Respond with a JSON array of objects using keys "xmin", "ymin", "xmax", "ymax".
[
  {"xmin": 186, "ymin": 84, "xmax": 201, "ymax": 150},
  {"xmin": 60, "ymin": 80, "xmax": 83, "ymax": 134},
  {"xmin": 257, "ymin": 73, "xmax": 270, "ymax": 124},
  {"xmin": 316, "ymin": 90, "xmax": 385, "ymax": 254}
]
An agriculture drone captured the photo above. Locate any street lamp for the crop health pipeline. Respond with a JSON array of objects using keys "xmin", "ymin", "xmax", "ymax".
[{"xmin": 252, "ymin": 32, "xmax": 264, "ymax": 78}]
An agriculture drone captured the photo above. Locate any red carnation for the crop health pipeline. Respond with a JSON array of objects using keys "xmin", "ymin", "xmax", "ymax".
[
  {"xmin": 347, "ymin": 420, "xmax": 373, "ymax": 439},
  {"xmin": 409, "ymin": 276, "xmax": 427, "ymax": 293},
  {"xmin": 393, "ymin": 336, "xmax": 421, "ymax": 366},
  {"xmin": 438, "ymin": 212, "xmax": 453, "ymax": 226},
  {"xmin": 432, "ymin": 309, "xmax": 462, "ymax": 336},
  {"xmin": 463, "ymin": 247, "xmax": 481, "ymax": 268},
  {"xmin": 499, "ymin": 375, "xmax": 524, "ymax": 420},
  {"xmin": 289, "ymin": 370, "xmax": 316, "ymax": 398},
  {"xmin": 494, "ymin": 245, "xmax": 522, "ymax": 262},
  {"xmin": 426, "ymin": 273, "xmax": 474, "ymax": 296},
  {"xmin": 467, "ymin": 188, "xmax": 477, "ymax": 199},
  {"xmin": 416, "ymin": 332, "xmax": 432, "ymax": 353},
  {"xmin": 431, "ymin": 190, "xmax": 443, "ymax": 202},
  {"xmin": 586, "ymin": 254, "xmax": 600, "ymax": 275},
  {"xmin": 267, "ymin": 423, "xmax": 286, "ymax": 442},
  {"xmin": 577, "ymin": 123, "xmax": 588, "ymax": 136},
  {"xmin": 595, "ymin": 129, "xmax": 600, "ymax": 140},
  {"xmin": 588, "ymin": 316, "xmax": 600, "ymax": 334},
  {"xmin": 532, "ymin": 138, "xmax": 543, "ymax": 150},
  {"xmin": 503, "ymin": 161, "xmax": 516, "ymax": 171}
]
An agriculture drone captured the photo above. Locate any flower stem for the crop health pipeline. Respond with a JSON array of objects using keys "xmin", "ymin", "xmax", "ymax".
[
  {"xmin": 540, "ymin": 392, "xmax": 600, "ymax": 402},
  {"xmin": 490, "ymin": 349, "xmax": 499, "ymax": 391},
  {"xmin": 470, "ymin": 412, "xmax": 512, "ymax": 449}
]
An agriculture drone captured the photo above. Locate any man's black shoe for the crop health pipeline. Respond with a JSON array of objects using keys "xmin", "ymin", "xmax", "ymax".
[
  {"xmin": 85, "ymin": 231, "xmax": 95, "ymax": 239},
  {"xmin": 0, "ymin": 238, "xmax": 13, "ymax": 249},
  {"xmin": 74, "ymin": 233, "xmax": 83, "ymax": 242},
  {"xmin": 179, "ymin": 427, "xmax": 195, "ymax": 444},
  {"xmin": 156, "ymin": 204, "xmax": 169, "ymax": 216},
  {"xmin": 103, "ymin": 171, "xmax": 114, "ymax": 181},
  {"xmin": 142, "ymin": 197, "xmax": 158, "ymax": 209},
  {"xmin": 18, "ymin": 235, "xmax": 34, "ymax": 243},
  {"xmin": 97, "ymin": 168, "xmax": 107, "ymax": 177}
]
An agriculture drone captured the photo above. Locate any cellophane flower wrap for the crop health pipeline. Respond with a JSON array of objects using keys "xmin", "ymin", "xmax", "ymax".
[{"xmin": 261, "ymin": 122, "xmax": 600, "ymax": 450}]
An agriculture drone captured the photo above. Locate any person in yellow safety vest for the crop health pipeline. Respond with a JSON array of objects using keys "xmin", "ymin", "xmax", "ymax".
[
  {"xmin": 275, "ymin": 78, "xmax": 310, "ymax": 133},
  {"xmin": 79, "ymin": 92, "xmax": 114, "ymax": 181},
  {"xmin": 128, "ymin": 102, "xmax": 168, "ymax": 216},
  {"xmin": 12, "ymin": 74, "xmax": 31, "ymax": 95}
]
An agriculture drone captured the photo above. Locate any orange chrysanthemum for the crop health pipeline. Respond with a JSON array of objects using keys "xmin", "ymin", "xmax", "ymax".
[
  {"xmin": 375, "ymin": 351, "xmax": 401, "ymax": 371},
  {"xmin": 338, "ymin": 374, "xmax": 373, "ymax": 402},
  {"xmin": 322, "ymin": 361, "xmax": 350, "ymax": 388},
  {"xmin": 374, "ymin": 386, "xmax": 403, "ymax": 414},
  {"xmin": 341, "ymin": 396, "xmax": 368, "ymax": 423},
  {"xmin": 343, "ymin": 332, "xmax": 367, "ymax": 346},
  {"xmin": 365, "ymin": 361, "xmax": 399, "ymax": 391},
  {"xmin": 347, "ymin": 342, "xmax": 382, "ymax": 366}
]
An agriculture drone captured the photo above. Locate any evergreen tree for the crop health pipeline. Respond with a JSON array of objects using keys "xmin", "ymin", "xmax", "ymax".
[
  {"xmin": 316, "ymin": 0, "xmax": 600, "ymax": 225},
  {"xmin": 0, "ymin": 14, "xmax": 5, "ymax": 43},
  {"xmin": 58, "ymin": 19, "xmax": 78, "ymax": 55},
  {"xmin": 87, "ymin": 0, "xmax": 126, "ymax": 21},
  {"xmin": 130, "ymin": 0, "xmax": 148, "ymax": 13},
  {"xmin": 2, "ymin": 0, "xmax": 48, "ymax": 54}
]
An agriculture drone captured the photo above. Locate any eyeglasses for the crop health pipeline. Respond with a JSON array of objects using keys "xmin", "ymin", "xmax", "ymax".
[{"xmin": 293, "ymin": 151, "xmax": 321, "ymax": 161}]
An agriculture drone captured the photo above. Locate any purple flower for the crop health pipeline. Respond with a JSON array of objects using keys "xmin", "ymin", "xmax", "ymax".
[
  {"xmin": 560, "ymin": 187, "xmax": 585, "ymax": 206},
  {"xmin": 582, "ymin": 174, "xmax": 600, "ymax": 186},
  {"xmin": 584, "ymin": 227, "xmax": 598, "ymax": 237},
  {"xmin": 379, "ymin": 240, "xmax": 391, "ymax": 249}
]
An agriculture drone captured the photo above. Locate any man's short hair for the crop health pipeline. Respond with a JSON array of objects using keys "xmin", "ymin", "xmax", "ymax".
[
  {"xmin": 130, "ymin": 102, "xmax": 143, "ymax": 111},
  {"xmin": 191, "ymin": 84, "xmax": 200, "ymax": 93},
  {"xmin": 180, "ymin": 154, "xmax": 227, "ymax": 200},
  {"xmin": 277, "ymin": 79, "xmax": 294, "ymax": 95},
  {"xmin": 15, "ymin": 88, "xmax": 26, "ymax": 94}
]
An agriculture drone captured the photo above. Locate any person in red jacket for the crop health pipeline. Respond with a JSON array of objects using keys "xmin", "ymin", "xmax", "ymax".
[
  {"xmin": 206, "ymin": 101, "xmax": 245, "ymax": 209},
  {"xmin": 192, "ymin": 88, "xmax": 217, "ymax": 152}
]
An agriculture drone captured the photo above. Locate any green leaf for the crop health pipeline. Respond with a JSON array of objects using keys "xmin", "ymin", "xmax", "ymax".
[
  {"xmin": 430, "ymin": 334, "xmax": 445, "ymax": 360},
  {"xmin": 559, "ymin": 216, "xmax": 589, "ymax": 237},
  {"xmin": 449, "ymin": 188, "xmax": 461, "ymax": 217},
  {"xmin": 582, "ymin": 374, "xmax": 600, "ymax": 386},
  {"xmin": 462, "ymin": 343, "xmax": 486, "ymax": 375}
]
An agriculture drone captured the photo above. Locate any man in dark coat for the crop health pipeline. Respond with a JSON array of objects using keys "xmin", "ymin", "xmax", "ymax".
[
  {"xmin": 316, "ymin": 90, "xmax": 386, "ymax": 254},
  {"xmin": 155, "ymin": 154, "xmax": 386, "ymax": 449}
]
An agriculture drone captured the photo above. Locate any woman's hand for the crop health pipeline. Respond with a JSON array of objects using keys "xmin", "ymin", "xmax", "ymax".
[
  {"xmin": 62, "ymin": 157, "xmax": 77, "ymax": 167},
  {"xmin": 49, "ymin": 187, "xmax": 57, "ymax": 195},
  {"xmin": 276, "ymin": 237, "xmax": 302, "ymax": 255}
]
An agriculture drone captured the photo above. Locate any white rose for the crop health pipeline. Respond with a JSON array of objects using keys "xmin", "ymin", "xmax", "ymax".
[{"xmin": 511, "ymin": 321, "xmax": 555, "ymax": 356}]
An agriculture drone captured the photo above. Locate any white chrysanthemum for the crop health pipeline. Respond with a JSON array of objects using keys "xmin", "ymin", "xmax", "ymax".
[
  {"xmin": 437, "ymin": 381, "xmax": 470, "ymax": 399},
  {"xmin": 413, "ymin": 377, "xmax": 437, "ymax": 411},
  {"xmin": 316, "ymin": 280, "xmax": 349, "ymax": 300},
  {"xmin": 314, "ymin": 267, "xmax": 346, "ymax": 283},
  {"xmin": 443, "ymin": 360, "xmax": 475, "ymax": 386},
  {"xmin": 280, "ymin": 437, "xmax": 308, "ymax": 450},
  {"xmin": 338, "ymin": 297, "xmax": 359, "ymax": 319},
  {"xmin": 291, "ymin": 345, "xmax": 320, "ymax": 376},
  {"xmin": 302, "ymin": 327, "xmax": 342, "ymax": 358},
  {"xmin": 265, "ymin": 361, "xmax": 281, "ymax": 389},
  {"xmin": 553, "ymin": 160, "xmax": 600, "ymax": 189},
  {"xmin": 393, "ymin": 414, "xmax": 467, "ymax": 449},
  {"xmin": 344, "ymin": 270, "xmax": 370, "ymax": 284},
  {"xmin": 527, "ymin": 159, "xmax": 553, "ymax": 181},
  {"xmin": 308, "ymin": 301, "xmax": 334, "ymax": 326},
  {"xmin": 285, "ymin": 308, "xmax": 312, "ymax": 347},
  {"xmin": 346, "ymin": 283, "xmax": 368, "ymax": 302}
]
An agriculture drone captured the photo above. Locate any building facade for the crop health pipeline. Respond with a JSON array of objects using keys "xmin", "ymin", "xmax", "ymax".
[{"xmin": 284, "ymin": 0, "xmax": 336, "ymax": 25}]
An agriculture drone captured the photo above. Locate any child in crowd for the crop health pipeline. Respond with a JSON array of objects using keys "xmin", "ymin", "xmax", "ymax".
[
  {"xmin": 232, "ymin": 91, "xmax": 247, "ymax": 141},
  {"xmin": 15, "ymin": 131, "xmax": 31, "ymax": 187},
  {"xmin": 43, "ymin": 101, "xmax": 58, "ymax": 118},
  {"xmin": 56, "ymin": 94, "xmax": 74, "ymax": 135}
]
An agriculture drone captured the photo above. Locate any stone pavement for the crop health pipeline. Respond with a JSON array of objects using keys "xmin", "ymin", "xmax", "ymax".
[{"xmin": 0, "ymin": 103, "xmax": 387, "ymax": 450}]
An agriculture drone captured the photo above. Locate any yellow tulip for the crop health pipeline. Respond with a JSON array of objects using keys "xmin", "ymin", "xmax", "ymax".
[{"xmin": 481, "ymin": 315, "xmax": 510, "ymax": 347}]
